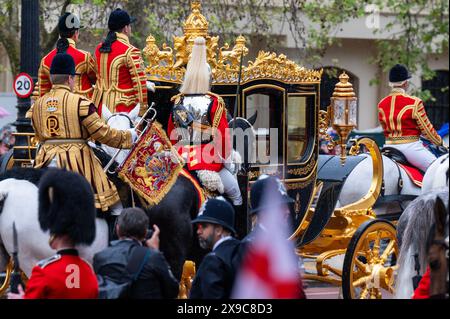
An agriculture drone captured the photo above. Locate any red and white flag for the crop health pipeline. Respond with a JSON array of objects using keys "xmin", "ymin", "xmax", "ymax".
[{"xmin": 232, "ymin": 183, "xmax": 305, "ymax": 299}]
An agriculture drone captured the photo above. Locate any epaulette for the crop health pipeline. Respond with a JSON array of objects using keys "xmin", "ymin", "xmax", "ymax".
[
  {"xmin": 171, "ymin": 93, "xmax": 183, "ymax": 105},
  {"xmin": 207, "ymin": 91, "xmax": 224, "ymax": 103},
  {"xmin": 37, "ymin": 254, "xmax": 61, "ymax": 269}
]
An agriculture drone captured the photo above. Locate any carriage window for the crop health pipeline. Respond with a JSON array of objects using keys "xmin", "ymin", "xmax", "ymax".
[
  {"xmin": 287, "ymin": 96, "xmax": 307, "ymax": 163},
  {"xmin": 246, "ymin": 89, "xmax": 284, "ymax": 165}
]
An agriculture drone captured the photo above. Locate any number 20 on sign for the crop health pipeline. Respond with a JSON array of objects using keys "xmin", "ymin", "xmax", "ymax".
[{"xmin": 13, "ymin": 73, "xmax": 34, "ymax": 98}]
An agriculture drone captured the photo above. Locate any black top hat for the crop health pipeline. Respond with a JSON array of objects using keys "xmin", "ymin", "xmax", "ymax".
[
  {"xmin": 389, "ymin": 64, "xmax": 411, "ymax": 83},
  {"xmin": 50, "ymin": 53, "xmax": 80, "ymax": 76},
  {"xmin": 108, "ymin": 8, "xmax": 137, "ymax": 31},
  {"xmin": 191, "ymin": 197, "xmax": 236, "ymax": 235},
  {"xmin": 58, "ymin": 12, "xmax": 82, "ymax": 33},
  {"xmin": 38, "ymin": 169, "xmax": 96, "ymax": 245},
  {"xmin": 250, "ymin": 175, "xmax": 294, "ymax": 215}
]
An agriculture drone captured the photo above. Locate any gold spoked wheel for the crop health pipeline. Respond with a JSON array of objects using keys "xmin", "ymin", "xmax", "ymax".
[
  {"xmin": 0, "ymin": 258, "xmax": 13, "ymax": 297},
  {"xmin": 0, "ymin": 258, "xmax": 29, "ymax": 298},
  {"xmin": 342, "ymin": 219, "xmax": 398, "ymax": 299}
]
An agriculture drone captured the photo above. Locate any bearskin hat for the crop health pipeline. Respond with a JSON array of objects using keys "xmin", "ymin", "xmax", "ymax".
[{"xmin": 38, "ymin": 169, "xmax": 96, "ymax": 245}]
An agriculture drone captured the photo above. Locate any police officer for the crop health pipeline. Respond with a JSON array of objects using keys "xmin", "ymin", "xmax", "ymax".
[
  {"xmin": 35, "ymin": 12, "xmax": 97, "ymax": 99},
  {"xmin": 378, "ymin": 64, "xmax": 444, "ymax": 172},
  {"xmin": 26, "ymin": 53, "xmax": 136, "ymax": 215},
  {"xmin": 189, "ymin": 197, "xmax": 241, "ymax": 299},
  {"xmin": 241, "ymin": 175, "xmax": 294, "ymax": 249},
  {"xmin": 7, "ymin": 170, "xmax": 99, "ymax": 299},
  {"xmin": 93, "ymin": 8, "xmax": 148, "ymax": 117}
]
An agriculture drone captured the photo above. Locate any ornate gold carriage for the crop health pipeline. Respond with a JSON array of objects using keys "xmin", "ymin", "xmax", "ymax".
[
  {"xmin": 0, "ymin": 1, "xmax": 398, "ymax": 299},
  {"xmin": 142, "ymin": 1, "xmax": 398, "ymax": 299}
]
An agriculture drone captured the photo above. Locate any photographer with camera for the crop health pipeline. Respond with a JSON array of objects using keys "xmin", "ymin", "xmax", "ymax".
[{"xmin": 93, "ymin": 208, "xmax": 179, "ymax": 299}]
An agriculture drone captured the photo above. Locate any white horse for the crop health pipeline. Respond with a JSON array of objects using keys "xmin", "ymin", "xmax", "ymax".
[
  {"xmin": 422, "ymin": 154, "xmax": 449, "ymax": 194},
  {"xmin": 394, "ymin": 189, "xmax": 449, "ymax": 299},
  {"xmin": 0, "ymin": 171, "xmax": 109, "ymax": 280},
  {"xmin": 338, "ymin": 150, "xmax": 449, "ymax": 215},
  {"xmin": 337, "ymin": 154, "xmax": 421, "ymax": 215},
  {"xmin": 100, "ymin": 104, "xmax": 141, "ymax": 165}
]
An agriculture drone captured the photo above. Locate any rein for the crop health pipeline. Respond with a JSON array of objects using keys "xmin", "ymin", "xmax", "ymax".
[{"xmin": 107, "ymin": 113, "xmax": 134, "ymax": 128}]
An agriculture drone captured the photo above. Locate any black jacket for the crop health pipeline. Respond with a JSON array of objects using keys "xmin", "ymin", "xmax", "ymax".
[
  {"xmin": 93, "ymin": 239, "xmax": 179, "ymax": 299},
  {"xmin": 189, "ymin": 237, "xmax": 241, "ymax": 299}
]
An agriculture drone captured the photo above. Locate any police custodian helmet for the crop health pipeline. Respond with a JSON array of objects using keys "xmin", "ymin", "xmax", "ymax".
[
  {"xmin": 250, "ymin": 175, "xmax": 294, "ymax": 215},
  {"xmin": 38, "ymin": 169, "xmax": 96, "ymax": 245},
  {"xmin": 191, "ymin": 197, "xmax": 236, "ymax": 235}
]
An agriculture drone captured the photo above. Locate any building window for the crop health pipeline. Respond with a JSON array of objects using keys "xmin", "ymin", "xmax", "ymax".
[
  {"xmin": 421, "ymin": 70, "xmax": 449, "ymax": 130},
  {"xmin": 319, "ymin": 67, "xmax": 359, "ymax": 112}
]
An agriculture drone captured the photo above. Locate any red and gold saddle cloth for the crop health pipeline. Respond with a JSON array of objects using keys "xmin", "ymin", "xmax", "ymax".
[
  {"xmin": 118, "ymin": 121, "xmax": 185, "ymax": 206},
  {"xmin": 398, "ymin": 163, "xmax": 424, "ymax": 187}
]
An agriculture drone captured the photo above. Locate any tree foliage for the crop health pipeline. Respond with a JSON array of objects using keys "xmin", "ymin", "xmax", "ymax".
[{"xmin": 0, "ymin": 0, "xmax": 448, "ymax": 100}]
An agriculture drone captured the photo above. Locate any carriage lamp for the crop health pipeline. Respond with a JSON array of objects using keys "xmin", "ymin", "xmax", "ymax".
[{"xmin": 329, "ymin": 72, "xmax": 357, "ymax": 165}]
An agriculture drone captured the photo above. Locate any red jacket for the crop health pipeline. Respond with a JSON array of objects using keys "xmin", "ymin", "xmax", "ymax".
[
  {"xmin": 24, "ymin": 250, "xmax": 98, "ymax": 299},
  {"xmin": 378, "ymin": 89, "xmax": 442, "ymax": 145},
  {"xmin": 92, "ymin": 33, "xmax": 148, "ymax": 117},
  {"xmin": 35, "ymin": 39, "xmax": 97, "ymax": 99},
  {"xmin": 412, "ymin": 267, "xmax": 430, "ymax": 299},
  {"xmin": 167, "ymin": 93, "xmax": 230, "ymax": 172}
]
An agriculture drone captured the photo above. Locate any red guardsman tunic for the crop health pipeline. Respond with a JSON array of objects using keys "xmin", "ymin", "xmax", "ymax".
[
  {"xmin": 412, "ymin": 267, "xmax": 431, "ymax": 299},
  {"xmin": 378, "ymin": 88, "xmax": 442, "ymax": 146},
  {"xmin": 24, "ymin": 250, "xmax": 98, "ymax": 299},
  {"xmin": 167, "ymin": 92, "xmax": 230, "ymax": 172},
  {"xmin": 92, "ymin": 33, "xmax": 148, "ymax": 117},
  {"xmin": 35, "ymin": 38, "xmax": 97, "ymax": 99}
]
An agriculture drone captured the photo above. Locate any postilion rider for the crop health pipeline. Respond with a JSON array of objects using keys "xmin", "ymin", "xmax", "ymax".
[
  {"xmin": 34, "ymin": 12, "xmax": 97, "ymax": 100},
  {"xmin": 26, "ymin": 53, "xmax": 137, "ymax": 218},
  {"xmin": 378, "ymin": 64, "xmax": 445, "ymax": 173}
]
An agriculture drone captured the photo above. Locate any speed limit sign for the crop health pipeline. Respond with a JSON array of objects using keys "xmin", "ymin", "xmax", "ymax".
[{"xmin": 13, "ymin": 73, "xmax": 34, "ymax": 98}]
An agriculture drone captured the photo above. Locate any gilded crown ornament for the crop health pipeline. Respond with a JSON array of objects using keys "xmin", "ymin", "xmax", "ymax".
[{"xmin": 143, "ymin": 0, "xmax": 322, "ymax": 84}]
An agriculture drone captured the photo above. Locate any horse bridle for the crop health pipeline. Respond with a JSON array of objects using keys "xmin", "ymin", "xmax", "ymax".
[{"xmin": 107, "ymin": 113, "xmax": 134, "ymax": 128}]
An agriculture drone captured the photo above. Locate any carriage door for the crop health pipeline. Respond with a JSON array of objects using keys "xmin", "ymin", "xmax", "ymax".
[
  {"xmin": 243, "ymin": 84, "xmax": 285, "ymax": 186},
  {"xmin": 285, "ymin": 91, "xmax": 318, "ymax": 237}
]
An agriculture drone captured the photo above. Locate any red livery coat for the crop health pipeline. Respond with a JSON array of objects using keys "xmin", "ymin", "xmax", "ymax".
[
  {"xmin": 378, "ymin": 89, "xmax": 442, "ymax": 145},
  {"xmin": 35, "ymin": 38, "xmax": 97, "ymax": 99},
  {"xmin": 92, "ymin": 33, "xmax": 148, "ymax": 117}
]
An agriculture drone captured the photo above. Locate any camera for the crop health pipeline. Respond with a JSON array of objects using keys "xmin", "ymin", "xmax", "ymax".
[{"xmin": 142, "ymin": 228, "xmax": 154, "ymax": 244}]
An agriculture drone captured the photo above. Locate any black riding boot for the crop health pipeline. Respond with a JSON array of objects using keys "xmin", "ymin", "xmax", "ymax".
[
  {"xmin": 106, "ymin": 214, "xmax": 119, "ymax": 242},
  {"xmin": 232, "ymin": 204, "xmax": 248, "ymax": 240}
]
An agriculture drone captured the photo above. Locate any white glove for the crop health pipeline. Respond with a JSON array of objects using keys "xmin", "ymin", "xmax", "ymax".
[
  {"xmin": 128, "ymin": 128, "xmax": 138, "ymax": 143},
  {"xmin": 147, "ymin": 81, "xmax": 156, "ymax": 93}
]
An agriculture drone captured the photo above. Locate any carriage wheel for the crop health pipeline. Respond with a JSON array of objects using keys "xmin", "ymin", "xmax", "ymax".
[
  {"xmin": 0, "ymin": 258, "xmax": 29, "ymax": 298},
  {"xmin": 0, "ymin": 258, "xmax": 13, "ymax": 297},
  {"xmin": 342, "ymin": 219, "xmax": 398, "ymax": 299}
]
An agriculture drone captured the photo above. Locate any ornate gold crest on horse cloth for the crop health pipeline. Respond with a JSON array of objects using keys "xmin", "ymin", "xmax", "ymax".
[{"xmin": 118, "ymin": 121, "xmax": 184, "ymax": 206}]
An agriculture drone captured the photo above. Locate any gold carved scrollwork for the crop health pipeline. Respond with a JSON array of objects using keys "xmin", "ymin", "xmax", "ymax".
[
  {"xmin": 318, "ymin": 110, "xmax": 336, "ymax": 152},
  {"xmin": 285, "ymin": 178, "xmax": 314, "ymax": 190},
  {"xmin": 143, "ymin": 1, "xmax": 322, "ymax": 85},
  {"xmin": 288, "ymin": 158, "xmax": 316, "ymax": 176}
]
